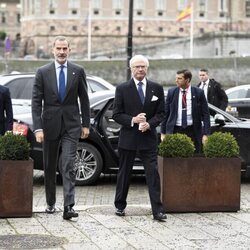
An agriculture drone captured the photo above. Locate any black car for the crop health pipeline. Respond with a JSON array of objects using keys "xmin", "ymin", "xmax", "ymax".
[{"xmin": 13, "ymin": 90, "xmax": 250, "ymax": 185}]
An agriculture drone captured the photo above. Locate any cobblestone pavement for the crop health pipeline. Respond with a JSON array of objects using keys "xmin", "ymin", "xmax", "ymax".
[{"xmin": 1, "ymin": 171, "xmax": 250, "ymax": 249}]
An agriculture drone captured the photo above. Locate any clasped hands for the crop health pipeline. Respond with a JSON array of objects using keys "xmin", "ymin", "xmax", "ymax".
[{"xmin": 132, "ymin": 113, "xmax": 150, "ymax": 132}]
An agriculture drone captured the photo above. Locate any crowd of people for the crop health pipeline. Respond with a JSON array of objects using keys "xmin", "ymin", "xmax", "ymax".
[{"xmin": 0, "ymin": 35, "xmax": 229, "ymax": 222}]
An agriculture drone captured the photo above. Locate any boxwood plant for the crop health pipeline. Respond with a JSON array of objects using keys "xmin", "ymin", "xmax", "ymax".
[{"xmin": 0, "ymin": 132, "xmax": 30, "ymax": 160}]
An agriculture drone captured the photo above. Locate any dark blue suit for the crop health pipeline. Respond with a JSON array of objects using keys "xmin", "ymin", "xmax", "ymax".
[
  {"xmin": 0, "ymin": 85, "xmax": 13, "ymax": 135},
  {"xmin": 161, "ymin": 86, "xmax": 210, "ymax": 152},
  {"xmin": 113, "ymin": 78, "xmax": 165, "ymax": 215}
]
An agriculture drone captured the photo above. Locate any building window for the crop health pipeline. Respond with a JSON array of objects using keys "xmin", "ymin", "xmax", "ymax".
[
  {"xmin": 179, "ymin": 27, "xmax": 184, "ymax": 32},
  {"xmin": 113, "ymin": 0, "xmax": 123, "ymax": 9},
  {"xmin": 92, "ymin": 0, "xmax": 101, "ymax": 8},
  {"xmin": 1, "ymin": 13, "xmax": 5, "ymax": 23},
  {"xmin": 94, "ymin": 26, "xmax": 100, "ymax": 31},
  {"xmin": 93, "ymin": 9, "xmax": 99, "ymax": 15},
  {"xmin": 199, "ymin": 0, "xmax": 206, "ymax": 17},
  {"xmin": 158, "ymin": 27, "xmax": 163, "ymax": 32},
  {"xmin": 134, "ymin": 0, "xmax": 144, "ymax": 16},
  {"xmin": 156, "ymin": 0, "xmax": 166, "ymax": 10},
  {"xmin": 69, "ymin": 0, "xmax": 80, "ymax": 8},
  {"xmin": 116, "ymin": 26, "xmax": 121, "ymax": 31},
  {"xmin": 246, "ymin": 0, "xmax": 250, "ymax": 17},
  {"xmin": 50, "ymin": 9, "xmax": 55, "ymax": 14},
  {"xmin": 115, "ymin": 10, "xmax": 121, "ymax": 15},
  {"xmin": 72, "ymin": 9, "xmax": 77, "ymax": 15},
  {"xmin": 178, "ymin": 0, "xmax": 188, "ymax": 11},
  {"xmin": 17, "ymin": 13, "xmax": 21, "ymax": 23},
  {"xmin": 218, "ymin": 0, "xmax": 227, "ymax": 17},
  {"xmin": 48, "ymin": 0, "xmax": 57, "ymax": 9},
  {"xmin": 200, "ymin": 28, "xmax": 204, "ymax": 33},
  {"xmin": 50, "ymin": 26, "xmax": 55, "ymax": 31},
  {"xmin": 158, "ymin": 11, "xmax": 163, "ymax": 16},
  {"xmin": 72, "ymin": 26, "xmax": 77, "ymax": 31}
]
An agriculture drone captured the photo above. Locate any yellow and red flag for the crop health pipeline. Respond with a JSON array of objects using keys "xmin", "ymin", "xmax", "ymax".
[{"xmin": 176, "ymin": 5, "xmax": 192, "ymax": 22}]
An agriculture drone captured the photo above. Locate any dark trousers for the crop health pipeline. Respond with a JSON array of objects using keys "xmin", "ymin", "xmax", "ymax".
[
  {"xmin": 114, "ymin": 148, "xmax": 164, "ymax": 215},
  {"xmin": 174, "ymin": 125, "xmax": 201, "ymax": 153},
  {"xmin": 43, "ymin": 132, "xmax": 78, "ymax": 207}
]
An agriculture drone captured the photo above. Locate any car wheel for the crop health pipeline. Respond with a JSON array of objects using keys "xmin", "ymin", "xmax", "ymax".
[{"xmin": 74, "ymin": 142, "xmax": 103, "ymax": 185}]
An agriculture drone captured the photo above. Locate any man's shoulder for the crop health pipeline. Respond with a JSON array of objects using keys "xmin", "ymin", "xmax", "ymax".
[
  {"xmin": 0, "ymin": 85, "xmax": 9, "ymax": 93},
  {"xmin": 209, "ymin": 78, "xmax": 221, "ymax": 86},
  {"xmin": 67, "ymin": 61, "xmax": 84, "ymax": 70},
  {"xmin": 37, "ymin": 62, "xmax": 54, "ymax": 72}
]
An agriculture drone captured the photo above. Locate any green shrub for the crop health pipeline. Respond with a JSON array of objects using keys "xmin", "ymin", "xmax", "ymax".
[
  {"xmin": 158, "ymin": 133, "xmax": 195, "ymax": 158},
  {"xmin": 0, "ymin": 132, "xmax": 30, "ymax": 160},
  {"xmin": 203, "ymin": 132, "xmax": 239, "ymax": 158}
]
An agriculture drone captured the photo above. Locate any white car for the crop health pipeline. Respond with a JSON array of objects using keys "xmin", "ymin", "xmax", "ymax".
[
  {"xmin": 0, "ymin": 72, "xmax": 115, "ymax": 102},
  {"xmin": 226, "ymin": 85, "xmax": 250, "ymax": 118}
]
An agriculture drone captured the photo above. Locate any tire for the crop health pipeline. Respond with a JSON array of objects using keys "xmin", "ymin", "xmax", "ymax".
[{"xmin": 74, "ymin": 142, "xmax": 103, "ymax": 185}]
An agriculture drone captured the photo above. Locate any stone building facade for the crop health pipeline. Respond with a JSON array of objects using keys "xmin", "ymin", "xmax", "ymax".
[{"xmin": 1, "ymin": 0, "xmax": 250, "ymax": 59}]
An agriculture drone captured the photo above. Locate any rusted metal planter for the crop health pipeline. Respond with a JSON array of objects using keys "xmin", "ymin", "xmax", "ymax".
[
  {"xmin": 158, "ymin": 156, "xmax": 241, "ymax": 212},
  {"xmin": 0, "ymin": 159, "xmax": 33, "ymax": 217}
]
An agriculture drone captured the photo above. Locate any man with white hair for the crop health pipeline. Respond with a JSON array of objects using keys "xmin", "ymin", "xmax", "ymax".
[{"xmin": 112, "ymin": 55, "xmax": 167, "ymax": 221}]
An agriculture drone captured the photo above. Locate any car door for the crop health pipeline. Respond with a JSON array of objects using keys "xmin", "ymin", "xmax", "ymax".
[{"xmin": 93, "ymin": 98, "xmax": 120, "ymax": 166}]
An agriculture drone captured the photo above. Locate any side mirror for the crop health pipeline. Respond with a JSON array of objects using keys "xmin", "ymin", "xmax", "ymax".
[{"xmin": 214, "ymin": 114, "xmax": 226, "ymax": 125}]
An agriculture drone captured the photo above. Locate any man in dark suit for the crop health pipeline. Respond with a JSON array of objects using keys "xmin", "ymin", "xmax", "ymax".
[
  {"xmin": 161, "ymin": 69, "xmax": 210, "ymax": 153},
  {"xmin": 0, "ymin": 85, "xmax": 13, "ymax": 135},
  {"xmin": 113, "ymin": 55, "xmax": 167, "ymax": 221},
  {"xmin": 32, "ymin": 36, "xmax": 90, "ymax": 220},
  {"xmin": 197, "ymin": 68, "xmax": 228, "ymax": 111}
]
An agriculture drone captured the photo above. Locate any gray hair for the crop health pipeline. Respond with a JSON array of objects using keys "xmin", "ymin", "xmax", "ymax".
[
  {"xmin": 53, "ymin": 36, "xmax": 70, "ymax": 48},
  {"xmin": 129, "ymin": 55, "xmax": 149, "ymax": 68}
]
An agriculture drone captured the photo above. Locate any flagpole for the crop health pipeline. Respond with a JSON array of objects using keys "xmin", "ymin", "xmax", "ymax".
[
  {"xmin": 87, "ymin": 0, "xmax": 92, "ymax": 60},
  {"xmin": 190, "ymin": 2, "xmax": 194, "ymax": 58}
]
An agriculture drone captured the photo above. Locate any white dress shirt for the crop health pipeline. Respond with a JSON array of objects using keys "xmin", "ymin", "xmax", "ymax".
[{"xmin": 176, "ymin": 86, "xmax": 193, "ymax": 126}]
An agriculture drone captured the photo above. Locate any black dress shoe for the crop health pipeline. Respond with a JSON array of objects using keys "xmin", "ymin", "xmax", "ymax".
[
  {"xmin": 63, "ymin": 206, "xmax": 79, "ymax": 220},
  {"xmin": 153, "ymin": 212, "xmax": 167, "ymax": 221},
  {"xmin": 45, "ymin": 205, "xmax": 55, "ymax": 214},
  {"xmin": 115, "ymin": 208, "xmax": 125, "ymax": 216}
]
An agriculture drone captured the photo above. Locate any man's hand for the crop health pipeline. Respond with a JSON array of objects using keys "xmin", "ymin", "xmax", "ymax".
[
  {"xmin": 140, "ymin": 122, "xmax": 150, "ymax": 132},
  {"xmin": 35, "ymin": 131, "xmax": 44, "ymax": 143},
  {"xmin": 202, "ymin": 135, "xmax": 208, "ymax": 145},
  {"xmin": 132, "ymin": 113, "xmax": 146, "ymax": 124},
  {"xmin": 81, "ymin": 127, "xmax": 90, "ymax": 139},
  {"xmin": 161, "ymin": 134, "xmax": 166, "ymax": 141}
]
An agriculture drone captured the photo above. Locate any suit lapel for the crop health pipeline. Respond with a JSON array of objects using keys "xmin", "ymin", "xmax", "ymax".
[
  {"xmin": 65, "ymin": 62, "xmax": 75, "ymax": 96},
  {"xmin": 47, "ymin": 62, "xmax": 58, "ymax": 97}
]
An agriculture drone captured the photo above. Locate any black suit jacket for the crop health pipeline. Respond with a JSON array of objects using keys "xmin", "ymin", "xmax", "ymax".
[
  {"xmin": 0, "ymin": 85, "xmax": 13, "ymax": 135},
  {"xmin": 198, "ymin": 78, "xmax": 228, "ymax": 111},
  {"xmin": 160, "ymin": 86, "xmax": 210, "ymax": 140},
  {"xmin": 113, "ymin": 79, "xmax": 165, "ymax": 150},
  {"xmin": 32, "ymin": 61, "xmax": 90, "ymax": 140}
]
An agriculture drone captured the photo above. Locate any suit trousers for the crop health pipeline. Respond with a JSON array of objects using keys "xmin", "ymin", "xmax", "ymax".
[
  {"xmin": 43, "ymin": 131, "xmax": 78, "ymax": 207},
  {"xmin": 174, "ymin": 125, "xmax": 201, "ymax": 153},
  {"xmin": 114, "ymin": 148, "xmax": 164, "ymax": 215}
]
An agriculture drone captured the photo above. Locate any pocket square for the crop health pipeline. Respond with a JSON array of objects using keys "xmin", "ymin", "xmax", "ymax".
[{"xmin": 151, "ymin": 95, "xmax": 158, "ymax": 101}]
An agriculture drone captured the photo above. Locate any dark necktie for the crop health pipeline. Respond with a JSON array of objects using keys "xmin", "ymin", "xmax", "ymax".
[
  {"xmin": 59, "ymin": 65, "xmax": 66, "ymax": 103},
  {"xmin": 181, "ymin": 90, "xmax": 187, "ymax": 128},
  {"xmin": 137, "ymin": 81, "xmax": 145, "ymax": 104},
  {"xmin": 202, "ymin": 82, "xmax": 206, "ymax": 89}
]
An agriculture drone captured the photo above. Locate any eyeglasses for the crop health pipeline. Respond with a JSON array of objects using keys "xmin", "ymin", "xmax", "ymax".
[{"xmin": 132, "ymin": 65, "xmax": 147, "ymax": 69}]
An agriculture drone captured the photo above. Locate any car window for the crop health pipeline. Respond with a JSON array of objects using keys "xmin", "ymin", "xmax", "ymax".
[
  {"xmin": 227, "ymin": 88, "xmax": 248, "ymax": 99},
  {"xmin": 87, "ymin": 79, "xmax": 108, "ymax": 93},
  {"xmin": 5, "ymin": 77, "xmax": 34, "ymax": 99}
]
